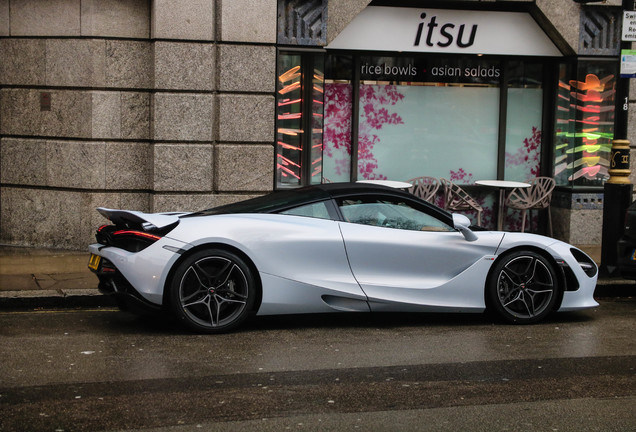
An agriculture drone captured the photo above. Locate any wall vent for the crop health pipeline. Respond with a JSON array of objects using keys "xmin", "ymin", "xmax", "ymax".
[
  {"xmin": 579, "ymin": 7, "xmax": 621, "ymax": 55},
  {"xmin": 277, "ymin": 0, "xmax": 327, "ymax": 46}
]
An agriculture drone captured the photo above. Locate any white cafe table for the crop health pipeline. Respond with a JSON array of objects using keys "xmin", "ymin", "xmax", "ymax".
[{"xmin": 475, "ymin": 180, "xmax": 531, "ymax": 231}]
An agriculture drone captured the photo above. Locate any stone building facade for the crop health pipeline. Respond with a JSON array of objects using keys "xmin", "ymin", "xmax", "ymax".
[{"xmin": 0, "ymin": 0, "xmax": 634, "ymax": 250}]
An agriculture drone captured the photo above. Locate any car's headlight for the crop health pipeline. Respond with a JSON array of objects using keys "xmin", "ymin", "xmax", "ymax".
[{"xmin": 570, "ymin": 248, "xmax": 598, "ymax": 277}]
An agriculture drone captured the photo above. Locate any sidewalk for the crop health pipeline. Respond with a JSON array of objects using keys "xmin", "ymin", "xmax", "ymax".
[
  {"xmin": 0, "ymin": 246, "xmax": 115, "ymax": 309},
  {"xmin": 0, "ymin": 244, "xmax": 633, "ymax": 310}
]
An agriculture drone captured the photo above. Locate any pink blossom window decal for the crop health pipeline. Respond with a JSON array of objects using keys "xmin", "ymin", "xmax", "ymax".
[
  {"xmin": 505, "ymin": 126, "xmax": 541, "ymax": 181},
  {"xmin": 357, "ymin": 85, "xmax": 405, "ymax": 180},
  {"xmin": 323, "ymin": 83, "xmax": 353, "ymax": 181}
]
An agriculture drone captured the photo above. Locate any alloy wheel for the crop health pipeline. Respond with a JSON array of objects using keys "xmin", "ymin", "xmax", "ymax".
[
  {"xmin": 175, "ymin": 253, "xmax": 251, "ymax": 331},
  {"xmin": 491, "ymin": 252, "xmax": 558, "ymax": 323}
]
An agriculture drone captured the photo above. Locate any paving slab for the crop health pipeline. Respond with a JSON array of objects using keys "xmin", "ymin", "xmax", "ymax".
[{"xmin": 0, "ymin": 274, "xmax": 40, "ymax": 291}]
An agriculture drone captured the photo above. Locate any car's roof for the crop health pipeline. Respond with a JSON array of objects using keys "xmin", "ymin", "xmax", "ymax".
[
  {"xmin": 185, "ymin": 183, "xmax": 414, "ymax": 217},
  {"xmin": 309, "ymin": 182, "xmax": 410, "ymax": 197}
]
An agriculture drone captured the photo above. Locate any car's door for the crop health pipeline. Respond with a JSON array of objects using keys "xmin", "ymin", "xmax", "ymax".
[{"xmin": 336, "ymin": 195, "xmax": 500, "ymax": 311}]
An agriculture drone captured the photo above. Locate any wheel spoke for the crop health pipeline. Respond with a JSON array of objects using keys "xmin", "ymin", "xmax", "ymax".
[
  {"xmin": 504, "ymin": 291, "xmax": 534, "ymax": 316},
  {"xmin": 180, "ymin": 265, "xmax": 210, "ymax": 304},
  {"xmin": 186, "ymin": 265, "xmax": 209, "ymax": 290},
  {"xmin": 212, "ymin": 262, "xmax": 236, "ymax": 289},
  {"xmin": 530, "ymin": 280, "xmax": 553, "ymax": 289},
  {"xmin": 521, "ymin": 258, "xmax": 535, "ymax": 280},
  {"xmin": 501, "ymin": 267, "xmax": 523, "ymax": 285},
  {"xmin": 182, "ymin": 289, "xmax": 207, "ymax": 304},
  {"xmin": 183, "ymin": 293, "xmax": 211, "ymax": 309},
  {"xmin": 502, "ymin": 291, "xmax": 523, "ymax": 308},
  {"xmin": 214, "ymin": 293, "xmax": 246, "ymax": 305},
  {"xmin": 209, "ymin": 298, "xmax": 220, "ymax": 327},
  {"xmin": 193, "ymin": 261, "xmax": 215, "ymax": 287},
  {"xmin": 524, "ymin": 258, "xmax": 540, "ymax": 284},
  {"xmin": 520, "ymin": 293, "xmax": 534, "ymax": 317},
  {"xmin": 526, "ymin": 288, "xmax": 553, "ymax": 295}
]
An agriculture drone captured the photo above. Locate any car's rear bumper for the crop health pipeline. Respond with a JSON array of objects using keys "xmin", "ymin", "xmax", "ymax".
[
  {"xmin": 89, "ymin": 254, "xmax": 164, "ymax": 312},
  {"xmin": 88, "ymin": 238, "xmax": 188, "ymax": 305}
]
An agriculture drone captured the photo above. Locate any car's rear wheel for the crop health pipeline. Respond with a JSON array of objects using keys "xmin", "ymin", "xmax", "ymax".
[
  {"xmin": 487, "ymin": 250, "xmax": 559, "ymax": 324},
  {"xmin": 169, "ymin": 249, "xmax": 255, "ymax": 333}
]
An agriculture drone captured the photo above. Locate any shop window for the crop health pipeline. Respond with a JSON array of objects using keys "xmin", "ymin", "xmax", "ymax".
[
  {"xmin": 276, "ymin": 52, "xmax": 325, "ymax": 188},
  {"xmin": 281, "ymin": 52, "xmax": 550, "ymax": 197},
  {"xmin": 504, "ymin": 62, "xmax": 544, "ymax": 182},
  {"xmin": 553, "ymin": 60, "xmax": 616, "ymax": 187},
  {"xmin": 356, "ymin": 82, "xmax": 499, "ymax": 183},
  {"xmin": 352, "ymin": 55, "xmax": 501, "ymax": 184},
  {"xmin": 276, "ymin": 53, "xmax": 303, "ymax": 186},
  {"xmin": 323, "ymin": 55, "xmax": 354, "ymax": 183},
  {"xmin": 311, "ymin": 66, "xmax": 324, "ymax": 184}
]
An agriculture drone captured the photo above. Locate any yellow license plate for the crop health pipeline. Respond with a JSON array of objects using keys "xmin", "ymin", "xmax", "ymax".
[{"xmin": 88, "ymin": 253, "xmax": 101, "ymax": 270}]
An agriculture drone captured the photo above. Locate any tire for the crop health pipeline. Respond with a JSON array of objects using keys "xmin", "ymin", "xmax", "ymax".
[
  {"xmin": 487, "ymin": 250, "xmax": 559, "ymax": 324},
  {"xmin": 169, "ymin": 249, "xmax": 256, "ymax": 333}
]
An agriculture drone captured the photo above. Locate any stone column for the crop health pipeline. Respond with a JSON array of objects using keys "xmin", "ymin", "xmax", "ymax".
[
  {"xmin": 150, "ymin": 0, "xmax": 277, "ymax": 212},
  {"xmin": 0, "ymin": 0, "xmax": 153, "ymax": 249},
  {"xmin": 215, "ymin": 0, "xmax": 276, "ymax": 203},
  {"xmin": 151, "ymin": 0, "xmax": 217, "ymax": 212}
]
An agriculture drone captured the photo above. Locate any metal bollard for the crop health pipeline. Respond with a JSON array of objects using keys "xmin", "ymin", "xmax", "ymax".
[
  {"xmin": 607, "ymin": 139, "xmax": 631, "ymax": 184},
  {"xmin": 600, "ymin": 139, "xmax": 633, "ymax": 277}
]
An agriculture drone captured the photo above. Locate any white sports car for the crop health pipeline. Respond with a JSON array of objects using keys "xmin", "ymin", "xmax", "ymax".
[{"xmin": 88, "ymin": 183, "xmax": 598, "ymax": 333}]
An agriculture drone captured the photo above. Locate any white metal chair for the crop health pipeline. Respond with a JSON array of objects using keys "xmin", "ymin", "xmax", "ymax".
[
  {"xmin": 407, "ymin": 176, "xmax": 440, "ymax": 203},
  {"xmin": 505, "ymin": 177, "xmax": 556, "ymax": 236},
  {"xmin": 440, "ymin": 178, "xmax": 483, "ymax": 226}
]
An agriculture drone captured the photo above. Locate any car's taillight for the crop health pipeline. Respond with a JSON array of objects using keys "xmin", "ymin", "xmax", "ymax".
[
  {"xmin": 96, "ymin": 225, "xmax": 163, "ymax": 252},
  {"xmin": 112, "ymin": 230, "xmax": 162, "ymax": 242}
]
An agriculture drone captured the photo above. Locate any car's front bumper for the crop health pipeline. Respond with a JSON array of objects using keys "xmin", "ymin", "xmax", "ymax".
[{"xmin": 548, "ymin": 242, "xmax": 599, "ymax": 311}]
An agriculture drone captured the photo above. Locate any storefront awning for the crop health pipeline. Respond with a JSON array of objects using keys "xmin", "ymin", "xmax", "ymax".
[{"xmin": 327, "ymin": 7, "xmax": 563, "ymax": 57}]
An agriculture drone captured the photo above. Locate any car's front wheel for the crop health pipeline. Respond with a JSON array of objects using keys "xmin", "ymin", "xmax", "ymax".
[
  {"xmin": 169, "ymin": 249, "xmax": 256, "ymax": 333},
  {"xmin": 487, "ymin": 250, "xmax": 559, "ymax": 324}
]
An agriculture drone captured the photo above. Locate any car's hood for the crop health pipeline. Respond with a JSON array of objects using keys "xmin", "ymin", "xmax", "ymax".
[
  {"xmin": 97, "ymin": 207, "xmax": 190, "ymax": 229},
  {"xmin": 498, "ymin": 231, "xmax": 561, "ymax": 247}
]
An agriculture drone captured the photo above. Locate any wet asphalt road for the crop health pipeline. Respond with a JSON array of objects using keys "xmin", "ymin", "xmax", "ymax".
[{"xmin": 0, "ymin": 298, "xmax": 635, "ymax": 432}]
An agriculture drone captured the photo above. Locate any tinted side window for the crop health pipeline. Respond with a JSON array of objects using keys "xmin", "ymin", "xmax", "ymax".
[
  {"xmin": 280, "ymin": 201, "xmax": 332, "ymax": 220},
  {"xmin": 338, "ymin": 197, "xmax": 452, "ymax": 232}
]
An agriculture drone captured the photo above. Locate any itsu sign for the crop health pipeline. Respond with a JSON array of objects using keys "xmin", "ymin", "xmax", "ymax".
[
  {"xmin": 327, "ymin": 7, "xmax": 562, "ymax": 57},
  {"xmin": 414, "ymin": 12, "xmax": 478, "ymax": 49}
]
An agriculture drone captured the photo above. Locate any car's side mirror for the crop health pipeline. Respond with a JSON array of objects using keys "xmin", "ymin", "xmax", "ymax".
[{"xmin": 452, "ymin": 213, "xmax": 478, "ymax": 242}]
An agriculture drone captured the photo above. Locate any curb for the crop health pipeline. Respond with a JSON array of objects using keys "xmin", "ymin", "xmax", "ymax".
[
  {"xmin": 0, "ymin": 289, "xmax": 116, "ymax": 310},
  {"xmin": 594, "ymin": 280, "xmax": 635, "ymax": 298}
]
